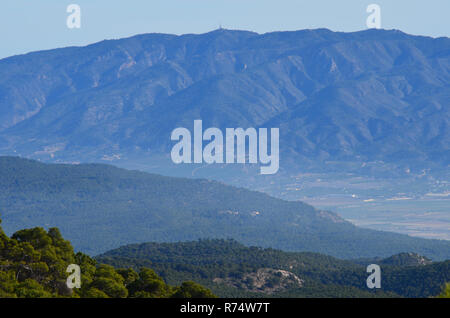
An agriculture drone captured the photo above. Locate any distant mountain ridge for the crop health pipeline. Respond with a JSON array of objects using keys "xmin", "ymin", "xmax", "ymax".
[
  {"xmin": 352, "ymin": 252, "xmax": 433, "ymax": 267},
  {"xmin": 0, "ymin": 28, "xmax": 448, "ymax": 177},
  {"xmin": 0, "ymin": 156, "xmax": 449, "ymax": 260}
]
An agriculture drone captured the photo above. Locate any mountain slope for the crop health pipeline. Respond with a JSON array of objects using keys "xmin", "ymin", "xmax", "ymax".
[
  {"xmin": 96, "ymin": 239, "xmax": 450, "ymax": 298},
  {"xmin": 0, "ymin": 29, "xmax": 448, "ymax": 176},
  {"xmin": 0, "ymin": 156, "xmax": 449, "ymax": 259}
]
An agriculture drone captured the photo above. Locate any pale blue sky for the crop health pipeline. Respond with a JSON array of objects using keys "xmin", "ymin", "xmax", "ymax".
[{"xmin": 0, "ymin": 0, "xmax": 449, "ymax": 59}]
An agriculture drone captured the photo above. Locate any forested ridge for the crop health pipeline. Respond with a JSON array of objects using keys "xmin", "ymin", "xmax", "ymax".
[
  {"xmin": 0, "ymin": 157, "xmax": 448, "ymax": 298},
  {"xmin": 1, "ymin": 156, "xmax": 449, "ymax": 260},
  {"xmin": 0, "ymin": 219, "xmax": 448, "ymax": 298},
  {"xmin": 97, "ymin": 239, "xmax": 450, "ymax": 298},
  {"xmin": 0, "ymin": 219, "xmax": 215, "ymax": 298}
]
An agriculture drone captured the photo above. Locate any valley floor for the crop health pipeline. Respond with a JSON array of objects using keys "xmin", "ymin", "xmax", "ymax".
[{"xmin": 304, "ymin": 197, "xmax": 450, "ymax": 240}]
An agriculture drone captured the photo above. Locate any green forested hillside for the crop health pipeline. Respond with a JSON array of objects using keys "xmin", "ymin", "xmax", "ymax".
[
  {"xmin": 96, "ymin": 239, "xmax": 450, "ymax": 298},
  {"xmin": 1, "ymin": 156, "xmax": 449, "ymax": 260},
  {"xmin": 0, "ymin": 219, "xmax": 214, "ymax": 298}
]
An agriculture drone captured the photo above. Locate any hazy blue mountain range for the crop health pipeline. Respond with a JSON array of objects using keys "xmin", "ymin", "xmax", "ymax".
[
  {"xmin": 0, "ymin": 28, "xmax": 448, "ymax": 178},
  {"xmin": 0, "ymin": 156, "xmax": 449, "ymax": 260}
]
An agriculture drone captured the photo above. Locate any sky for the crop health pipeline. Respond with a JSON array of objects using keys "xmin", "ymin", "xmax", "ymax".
[{"xmin": 0, "ymin": 0, "xmax": 449, "ymax": 59}]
